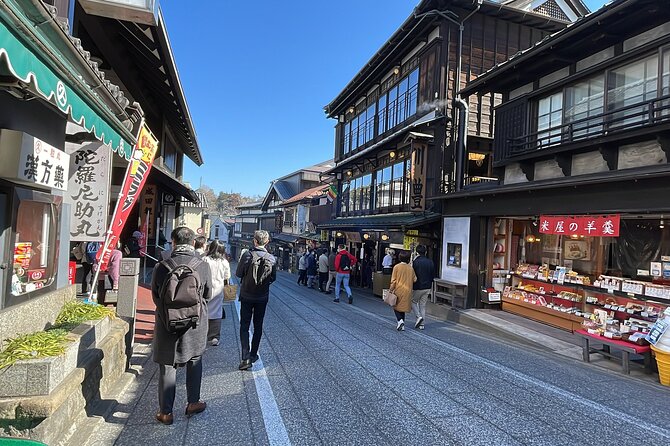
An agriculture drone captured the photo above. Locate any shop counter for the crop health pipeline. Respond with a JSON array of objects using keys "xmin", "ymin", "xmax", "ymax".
[{"xmin": 373, "ymin": 272, "xmax": 391, "ymax": 297}]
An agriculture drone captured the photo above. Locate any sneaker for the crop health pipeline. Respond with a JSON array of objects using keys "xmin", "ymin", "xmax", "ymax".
[
  {"xmin": 418, "ymin": 324, "xmax": 425, "ymax": 330},
  {"xmin": 348, "ymin": 296, "xmax": 353, "ymax": 305},
  {"xmin": 250, "ymin": 354, "xmax": 260, "ymax": 363},
  {"xmin": 396, "ymin": 320, "xmax": 405, "ymax": 331},
  {"xmin": 238, "ymin": 359, "xmax": 252, "ymax": 371},
  {"xmin": 210, "ymin": 338, "xmax": 220, "ymax": 346},
  {"xmin": 333, "ymin": 298, "xmax": 340, "ymax": 303},
  {"xmin": 414, "ymin": 317, "xmax": 424, "ymax": 329}
]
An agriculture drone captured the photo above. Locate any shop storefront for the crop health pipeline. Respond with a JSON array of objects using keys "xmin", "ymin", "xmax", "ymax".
[{"xmin": 485, "ymin": 214, "xmax": 670, "ymax": 337}]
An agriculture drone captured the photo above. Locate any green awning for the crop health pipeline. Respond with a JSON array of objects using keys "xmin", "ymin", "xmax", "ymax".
[{"xmin": 0, "ymin": 5, "xmax": 134, "ymax": 159}]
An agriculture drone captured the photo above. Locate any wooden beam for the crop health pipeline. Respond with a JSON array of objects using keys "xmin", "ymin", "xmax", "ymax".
[
  {"xmin": 598, "ymin": 143, "xmax": 618, "ymax": 171},
  {"xmin": 520, "ymin": 161, "xmax": 535, "ymax": 182},
  {"xmin": 555, "ymin": 153, "xmax": 572, "ymax": 177}
]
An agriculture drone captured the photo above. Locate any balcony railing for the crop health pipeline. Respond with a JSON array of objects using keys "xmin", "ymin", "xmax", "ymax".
[{"xmin": 498, "ymin": 94, "xmax": 670, "ymax": 162}]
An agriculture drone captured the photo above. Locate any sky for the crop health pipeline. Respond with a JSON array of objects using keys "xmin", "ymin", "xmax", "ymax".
[{"xmin": 161, "ymin": 0, "xmax": 609, "ymax": 197}]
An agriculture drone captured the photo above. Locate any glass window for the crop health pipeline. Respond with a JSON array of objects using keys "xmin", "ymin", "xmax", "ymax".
[
  {"xmin": 607, "ymin": 56, "xmax": 658, "ymax": 128},
  {"xmin": 365, "ymin": 104, "xmax": 376, "ymax": 143},
  {"xmin": 11, "ymin": 200, "xmax": 58, "ymax": 297},
  {"xmin": 397, "ymin": 76, "xmax": 409, "ymax": 124},
  {"xmin": 163, "ymin": 139, "xmax": 177, "ymax": 172},
  {"xmin": 565, "ymin": 76, "xmax": 604, "ymax": 139},
  {"xmin": 376, "ymin": 166, "xmax": 392, "ymax": 208},
  {"xmin": 351, "ymin": 177, "xmax": 361, "ymax": 212},
  {"xmin": 391, "ymin": 162, "xmax": 404, "ymax": 206},
  {"xmin": 351, "ymin": 116, "xmax": 359, "ymax": 149},
  {"xmin": 661, "ymin": 49, "xmax": 670, "ymax": 117},
  {"xmin": 341, "ymin": 181, "xmax": 350, "ymax": 214},
  {"xmin": 388, "ymin": 86, "xmax": 398, "ymax": 130},
  {"xmin": 537, "ymin": 92, "xmax": 563, "ymax": 148},
  {"xmin": 377, "ymin": 94, "xmax": 387, "ymax": 135},
  {"xmin": 408, "ymin": 68, "xmax": 419, "ymax": 117},
  {"xmin": 343, "ymin": 122, "xmax": 351, "ymax": 154},
  {"xmin": 360, "ymin": 174, "xmax": 372, "ymax": 211},
  {"xmin": 357, "ymin": 110, "xmax": 367, "ymax": 147}
]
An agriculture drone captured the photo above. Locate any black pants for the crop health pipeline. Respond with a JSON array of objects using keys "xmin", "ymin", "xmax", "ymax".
[
  {"xmin": 298, "ymin": 270, "xmax": 307, "ymax": 285},
  {"xmin": 240, "ymin": 301, "xmax": 268, "ymax": 360},
  {"xmin": 318, "ymin": 272, "xmax": 328, "ymax": 291},
  {"xmin": 394, "ymin": 310, "xmax": 405, "ymax": 321},
  {"xmin": 158, "ymin": 356, "xmax": 202, "ymax": 414},
  {"xmin": 81, "ymin": 262, "xmax": 92, "ymax": 293}
]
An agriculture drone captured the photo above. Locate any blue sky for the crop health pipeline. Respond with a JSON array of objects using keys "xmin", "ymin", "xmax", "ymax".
[{"xmin": 162, "ymin": 0, "xmax": 608, "ymax": 196}]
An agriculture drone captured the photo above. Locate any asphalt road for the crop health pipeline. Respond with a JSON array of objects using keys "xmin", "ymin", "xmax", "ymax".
[{"xmin": 88, "ymin": 270, "xmax": 670, "ymax": 446}]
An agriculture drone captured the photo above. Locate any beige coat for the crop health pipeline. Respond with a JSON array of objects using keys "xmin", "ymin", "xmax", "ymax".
[{"xmin": 390, "ymin": 263, "xmax": 416, "ymax": 313}]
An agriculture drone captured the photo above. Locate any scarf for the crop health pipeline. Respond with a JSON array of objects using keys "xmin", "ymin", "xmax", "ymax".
[{"xmin": 173, "ymin": 244, "xmax": 195, "ymax": 254}]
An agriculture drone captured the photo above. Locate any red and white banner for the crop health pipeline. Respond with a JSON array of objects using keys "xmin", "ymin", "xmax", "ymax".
[
  {"xmin": 539, "ymin": 215, "xmax": 620, "ymax": 237},
  {"xmin": 96, "ymin": 125, "xmax": 158, "ymax": 271}
]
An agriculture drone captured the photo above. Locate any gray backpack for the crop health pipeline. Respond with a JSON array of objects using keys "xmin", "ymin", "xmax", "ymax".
[{"xmin": 159, "ymin": 257, "xmax": 203, "ymax": 333}]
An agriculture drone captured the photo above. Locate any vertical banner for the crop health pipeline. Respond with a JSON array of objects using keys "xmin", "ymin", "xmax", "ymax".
[
  {"xmin": 67, "ymin": 143, "xmax": 111, "ymax": 241},
  {"xmin": 140, "ymin": 183, "xmax": 157, "ymax": 239},
  {"xmin": 96, "ymin": 125, "xmax": 158, "ymax": 272},
  {"xmin": 410, "ymin": 142, "xmax": 427, "ymax": 211},
  {"xmin": 139, "ymin": 210, "xmax": 149, "ymax": 257}
]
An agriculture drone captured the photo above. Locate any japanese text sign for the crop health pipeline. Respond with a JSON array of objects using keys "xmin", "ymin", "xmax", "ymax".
[
  {"xmin": 67, "ymin": 143, "xmax": 111, "ymax": 242},
  {"xmin": 97, "ymin": 125, "xmax": 158, "ymax": 271},
  {"xmin": 410, "ymin": 143, "xmax": 427, "ymax": 212},
  {"xmin": 140, "ymin": 183, "xmax": 157, "ymax": 238},
  {"xmin": 18, "ymin": 135, "xmax": 69, "ymax": 191},
  {"xmin": 539, "ymin": 215, "xmax": 620, "ymax": 237}
]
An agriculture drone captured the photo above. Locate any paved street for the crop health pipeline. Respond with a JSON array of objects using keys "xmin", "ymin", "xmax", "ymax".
[{"xmin": 88, "ymin": 271, "xmax": 670, "ymax": 446}]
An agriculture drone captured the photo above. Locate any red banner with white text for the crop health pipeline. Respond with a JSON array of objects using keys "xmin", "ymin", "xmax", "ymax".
[
  {"xmin": 97, "ymin": 125, "xmax": 158, "ymax": 270},
  {"xmin": 539, "ymin": 215, "xmax": 620, "ymax": 237}
]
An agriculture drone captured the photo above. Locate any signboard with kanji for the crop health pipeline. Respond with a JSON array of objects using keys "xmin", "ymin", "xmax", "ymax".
[
  {"xmin": 140, "ymin": 183, "xmax": 157, "ymax": 238},
  {"xmin": 539, "ymin": 215, "xmax": 620, "ymax": 237},
  {"xmin": 18, "ymin": 134, "xmax": 70, "ymax": 191},
  {"xmin": 410, "ymin": 143, "xmax": 427, "ymax": 212},
  {"xmin": 67, "ymin": 143, "xmax": 111, "ymax": 241}
]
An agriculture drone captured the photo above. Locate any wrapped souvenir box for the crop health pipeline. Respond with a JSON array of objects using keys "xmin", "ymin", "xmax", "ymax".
[
  {"xmin": 644, "ymin": 283, "xmax": 670, "ymax": 300},
  {"xmin": 621, "ymin": 280, "xmax": 645, "ymax": 295},
  {"xmin": 598, "ymin": 275, "xmax": 623, "ymax": 291}
]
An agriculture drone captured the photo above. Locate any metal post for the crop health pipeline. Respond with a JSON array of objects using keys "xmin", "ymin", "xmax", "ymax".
[{"xmin": 117, "ymin": 258, "xmax": 140, "ymax": 366}]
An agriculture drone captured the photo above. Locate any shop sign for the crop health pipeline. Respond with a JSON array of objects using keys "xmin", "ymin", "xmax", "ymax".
[
  {"xmin": 646, "ymin": 319, "xmax": 669, "ymax": 346},
  {"xmin": 320, "ymin": 230, "xmax": 329, "ymax": 242},
  {"xmin": 539, "ymin": 215, "xmax": 620, "ymax": 237},
  {"xmin": 140, "ymin": 183, "xmax": 157, "ymax": 238},
  {"xmin": 67, "ymin": 143, "xmax": 110, "ymax": 241},
  {"xmin": 27, "ymin": 269, "xmax": 46, "ymax": 282},
  {"xmin": 410, "ymin": 143, "xmax": 428, "ymax": 212},
  {"xmin": 274, "ymin": 211, "xmax": 283, "ymax": 233},
  {"xmin": 297, "ymin": 205, "xmax": 307, "ymax": 233},
  {"xmin": 13, "ymin": 242, "xmax": 33, "ymax": 268},
  {"xmin": 96, "ymin": 125, "xmax": 158, "ymax": 272},
  {"xmin": 18, "ymin": 135, "xmax": 70, "ymax": 191},
  {"xmin": 403, "ymin": 229, "xmax": 419, "ymax": 250}
]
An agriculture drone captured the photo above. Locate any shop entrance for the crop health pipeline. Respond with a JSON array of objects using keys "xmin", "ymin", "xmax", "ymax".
[{"xmin": 0, "ymin": 192, "xmax": 7, "ymax": 303}]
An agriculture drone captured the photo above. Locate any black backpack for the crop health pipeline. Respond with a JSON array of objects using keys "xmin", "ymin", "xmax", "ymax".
[
  {"xmin": 242, "ymin": 251, "xmax": 273, "ymax": 288},
  {"xmin": 339, "ymin": 252, "xmax": 351, "ymax": 271},
  {"xmin": 159, "ymin": 257, "xmax": 203, "ymax": 333}
]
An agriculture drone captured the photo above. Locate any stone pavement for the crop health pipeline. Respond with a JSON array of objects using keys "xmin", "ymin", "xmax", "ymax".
[{"xmin": 83, "ymin": 271, "xmax": 670, "ymax": 445}]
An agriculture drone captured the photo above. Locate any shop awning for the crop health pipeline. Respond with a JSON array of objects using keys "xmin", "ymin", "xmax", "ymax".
[
  {"xmin": 319, "ymin": 212, "xmax": 441, "ymax": 230},
  {"xmin": 149, "ymin": 163, "xmax": 199, "ymax": 203},
  {"xmin": 0, "ymin": 3, "xmax": 135, "ymax": 160},
  {"xmin": 272, "ymin": 233, "xmax": 299, "ymax": 244}
]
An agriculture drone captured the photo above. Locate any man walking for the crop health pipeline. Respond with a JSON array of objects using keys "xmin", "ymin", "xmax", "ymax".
[
  {"xmin": 152, "ymin": 227, "xmax": 212, "ymax": 425},
  {"xmin": 318, "ymin": 248, "xmax": 329, "ymax": 292},
  {"xmin": 236, "ymin": 230, "xmax": 277, "ymax": 371},
  {"xmin": 412, "ymin": 245, "xmax": 435, "ymax": 330},
  {"xmin": 297, "ymin": 251, "xmax": 307, "ymax": 285},
  {"xmin": 334, "ymin": 244, "xmax": 357, "ymax": 304},
  {"xmin": 325, "ymin": 247, "xmax": 337, "ymax": 294}
]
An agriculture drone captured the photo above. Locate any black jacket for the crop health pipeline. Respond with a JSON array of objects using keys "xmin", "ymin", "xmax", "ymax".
[
  {"xmin": 412, "ymin": 255, "xmax": 435, "ymax": 290},
  {"xmin": 236, "ymin": 247, "xmax": 277, "ymax": 302}
]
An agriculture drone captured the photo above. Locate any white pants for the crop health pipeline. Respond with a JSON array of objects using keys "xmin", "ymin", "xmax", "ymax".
[{"xmin": 412, "ymin": 289, "xmax": 430, "ymax": 320}]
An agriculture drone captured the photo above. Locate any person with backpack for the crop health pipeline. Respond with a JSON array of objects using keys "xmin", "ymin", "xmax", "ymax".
[
  {"xmin": 236, "ymin": 230, "xmax": 277, "ymax": 371},
  {"xmin": 333, "ymin": 244, "xmax": 357, "ymax": 304},
  {"xmin": 151, "ymin": 227, "xmax": 212, "ymax": 425}
]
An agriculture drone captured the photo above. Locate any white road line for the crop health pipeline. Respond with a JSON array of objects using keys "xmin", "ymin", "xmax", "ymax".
[{"xmin": 234, "ymin": 300, "xmax": 292, "ymax": 446}]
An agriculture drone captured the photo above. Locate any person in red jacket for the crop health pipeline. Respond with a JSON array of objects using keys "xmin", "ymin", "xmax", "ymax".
[{"xmin": 333, "ymin": 244, "xmax": 357, "ymax": 304}]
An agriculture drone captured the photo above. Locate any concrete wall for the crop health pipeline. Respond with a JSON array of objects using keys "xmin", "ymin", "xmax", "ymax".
[{"xmin": 0, "ymin": 285, "xmax": 75, "ymax": 350}]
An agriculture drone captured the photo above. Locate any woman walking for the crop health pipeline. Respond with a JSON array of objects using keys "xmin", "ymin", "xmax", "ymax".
[
  {"xmin": 203, "ymin": 240, "xmax": 231, "ymax": 346},
  {"xmin": 389, "ymin": 251, "xmax": 416, "ymax": 331}
]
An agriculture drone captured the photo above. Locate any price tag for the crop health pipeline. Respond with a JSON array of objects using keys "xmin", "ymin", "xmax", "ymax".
[
  {"xmin": 627, "ymin": 309, "xmax": 635, "ymax": 314},
  {"xmin": 642, "ymin": 312, "xmax": 649, "ymax": 318},
  {"xmin": 646, "ymin": 319, "xmax": 669, "ymax": 345},
  {"xmin": 604, "ymin": 304, "xmax": 612, "ymax": 309}
]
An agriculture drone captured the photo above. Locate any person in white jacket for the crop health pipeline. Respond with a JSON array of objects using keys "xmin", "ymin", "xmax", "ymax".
[{"xmin": 203, "ymin": 240, "xmax": 231, "ymax": 346}]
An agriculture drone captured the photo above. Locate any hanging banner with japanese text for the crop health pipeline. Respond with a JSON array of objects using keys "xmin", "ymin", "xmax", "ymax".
[
  {"xmin": 140, "ymin": 183, "xmax": 157, "ymax": 239},
  {"xmin": 97, "ymin": 125, "xmax": 158, "ymax": 271},
  {"xmin": 410, "ymin": 143, "xmax": 427, "ymax": 212},
  {"xmin": 539, "ymin": 215, "xmax": 620, "ymax": 237},
  {"xmin": 67, "ymin": 143, "xmax": 111, "ymax": 242}
]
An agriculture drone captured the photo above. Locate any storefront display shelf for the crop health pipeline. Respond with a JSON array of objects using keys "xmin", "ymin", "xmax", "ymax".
[
  {"xmin": 583, "ymin": 302, "xmax": 659, "ymax": 322},
  {"xmin": 502, "ymin": 296, "xmax": 583, "ymax": 332}
]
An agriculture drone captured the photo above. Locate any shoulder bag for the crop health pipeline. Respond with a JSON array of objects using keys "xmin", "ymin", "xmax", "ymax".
[{"xmin": 382, "ymin": 288, "xmax": 398, "ymax": 306}]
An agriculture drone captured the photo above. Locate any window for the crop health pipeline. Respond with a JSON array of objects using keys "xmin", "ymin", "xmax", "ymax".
[
  {"xmin": 376, "ymin": 166, "xmax": 392, "ymax": 208},
  {"xmin": 350, "ymin": 177, "xmax": 361, "ymax": 212},
  {"xmin": 234, "ymin": 222, "xmax": 241, "ymax": 233},
  {"xmin": 391, "ymin": 161, "xmax": 404, "ymax": 206},
  {"xmin": 565, "ymin": 76, "xmax": 604, "ymax": 139},
  {"xmin": 388, "ymin": 86, "xmax": 398, "ymax": 129},
  {"xmin": 397, "ymin": 76, "xmax": 409, "ymax": 124},
  {"xmin": 163, "ymin": 138, "xmax": 177, "ymax": 172},
  {"xmin": 11, "ymin": 199, "xmax": 58, "ymax": 298},
  {"xmin": 537, "ymin": 92, "xmax": 563, "ymax": 147},
  {"xmin": 378, "ymin": 95, "xmax": 387, "ymax": 134},
  {"xmin": 360, "ymin": 174, "xmax": 372, "ymax": 211},
  {"xmin": 607, "ymin": 56, "xmax": 658, "ymax": 128},
  {"xmin": 408, "ymin": 68, "xmax": 419, "ymax": 117},
  {"xmin": 215, "ymin": 227, "xmax": 219, "ymax": 238},
  {"xmin": 365, "ymin": 104, "xmax": 376, "ymax": 142},
  {"xmin": 661, "ymin": 49, "xmax": 670, "ymax": 117},
  {"xmin": 343, "ymin": 122, "xmax": 351, "ymax": 154},
  {"xmin": 341, "ymin": 181, "xmax": 350, "ymax": 214}
]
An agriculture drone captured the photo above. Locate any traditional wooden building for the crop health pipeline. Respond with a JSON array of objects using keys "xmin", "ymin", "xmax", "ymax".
[
  {"xmin": 441, "ymin": 0, "xmax": 670, "ymax": 318},
  {"xmin": 322, "ymin": 0, "xmax": 580, "ymax": 280}
]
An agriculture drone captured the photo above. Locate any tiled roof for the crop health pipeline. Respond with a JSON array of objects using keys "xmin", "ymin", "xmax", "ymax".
[
  {"xmin": 282, "ymin": 184, "xmax": 330, "ymax": 206},
  {"xmin": 181, "ymin": 191, "xmax": 208, "ymax": 208}
]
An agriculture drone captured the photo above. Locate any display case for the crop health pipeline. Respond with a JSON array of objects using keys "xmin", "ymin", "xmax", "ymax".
[
  {"xmin": 502, "ymin": 268, "xmax": 668, "ymax": 334},
  {"xmin": 491, "ymin": 218, "xmax": 511, "ymax": 292}
]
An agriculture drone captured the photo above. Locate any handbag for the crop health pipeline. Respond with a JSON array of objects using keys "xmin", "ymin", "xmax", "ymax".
[
  {"xmin": 382, "ymin": 288, "xmax": 398, "ymax": 306},
  {"xmin": 223, "ymin": 283, "xmax": 238, "ymax": 302}
]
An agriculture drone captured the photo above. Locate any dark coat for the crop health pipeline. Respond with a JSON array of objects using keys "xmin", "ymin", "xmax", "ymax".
[
  {"xmin": 306, "ymin": 253, "xmax": 318, "ymax": 275},
  {"xmin": 151, "ymin": 250, "xmax": 212, "ymax": 365},
  {"xmin": 236, "ymin": 247, "xmax": 277, "ymax": 303},
  {"xmin": 412, "ymin": 255, "xmax": 436, "ymax": 290}
]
